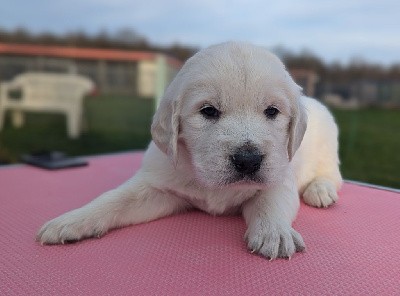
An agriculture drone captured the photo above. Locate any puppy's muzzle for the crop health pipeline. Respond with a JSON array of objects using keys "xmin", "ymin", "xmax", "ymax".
[{"xmin": 230, "ymin": 146, "xmax": 264, "ymax": 175}]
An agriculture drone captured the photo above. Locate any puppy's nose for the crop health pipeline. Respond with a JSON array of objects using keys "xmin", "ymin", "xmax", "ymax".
[{"xmin": 230, "ymin": 148, "xmax": 263, "ymax": 175}]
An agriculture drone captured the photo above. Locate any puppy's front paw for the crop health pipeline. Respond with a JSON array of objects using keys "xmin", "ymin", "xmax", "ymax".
[
  {"xmin": 245, "ymin": 220, "xmax": 305, "ymax": 260},
  {"xmin": 37, "ymin": 209, "xmax": 106, "ymax": 245},
  {"xmin": 303, "ymin": 178, "xmax": 339, "ymax": 208}
]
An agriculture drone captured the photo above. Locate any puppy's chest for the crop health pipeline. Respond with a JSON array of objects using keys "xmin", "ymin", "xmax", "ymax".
[{"xmin": 167, "ymin": 187, "xmax": 256, "ymax": 215}]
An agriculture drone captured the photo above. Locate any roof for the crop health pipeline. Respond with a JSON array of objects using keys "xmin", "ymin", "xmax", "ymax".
[{"xmin": 0, "ymin": 43, "xmax": 183, "ymax": 68}]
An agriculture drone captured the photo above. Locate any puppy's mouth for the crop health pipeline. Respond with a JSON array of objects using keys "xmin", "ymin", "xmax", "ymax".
[{"xmin": 223, "ymin": 173, "xmax": 266, "ymax": 188}]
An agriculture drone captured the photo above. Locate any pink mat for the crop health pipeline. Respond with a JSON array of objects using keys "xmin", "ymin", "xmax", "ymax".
[{"xmin": 1, "ymin": 152, "xmax": 399, "ymax": 295}]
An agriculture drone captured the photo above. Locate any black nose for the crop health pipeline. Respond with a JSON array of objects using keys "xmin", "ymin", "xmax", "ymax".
[{"xmin": 230, "ymin": 148, "xmax": 263, "ymax": 175}]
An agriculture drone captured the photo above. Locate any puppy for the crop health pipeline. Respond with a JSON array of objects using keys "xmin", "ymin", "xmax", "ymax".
[{"xmin": 37, "ymin": 42, "xmax": 342, "ymax": 259}]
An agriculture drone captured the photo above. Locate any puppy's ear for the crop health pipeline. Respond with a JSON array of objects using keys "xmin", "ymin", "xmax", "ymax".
[
  {"xmin": 287, "ymin": 85, "xmax": 308, "ymax": 161},
  {"xmin": 151, "ymin": 83, "xmax": 182, "ymax": 165}
]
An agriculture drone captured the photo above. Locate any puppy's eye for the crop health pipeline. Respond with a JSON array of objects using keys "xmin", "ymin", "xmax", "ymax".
[
  {"xmin": 264, "ymin": 106, "xmax": 279, "ymax": 119},
  {"xmin": 200, "ymin": 105, "xmax": 220, "ymax": 119}
]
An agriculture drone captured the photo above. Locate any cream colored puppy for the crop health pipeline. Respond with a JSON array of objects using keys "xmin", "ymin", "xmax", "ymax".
[{"xmin": 37, "ymin": 42, "xmax": 342, "ymax": 259}]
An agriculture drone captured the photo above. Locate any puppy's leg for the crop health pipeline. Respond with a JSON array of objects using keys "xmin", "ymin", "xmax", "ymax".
[
  {"xmin": 37, "ymin": 171, "xmax": 189, "ymax": 244},
  {"xmin": 301, "ymin": 99, "xmax": 343, "ymax": 208},
  {"xmin": 302, "ymin": 155, "xmax": 342, "ymax": 208},
  {"xmin": 302, "ymin": 177, "xmax": 341, "ymax": 208},
  {"xmin": 242, "ymin": 170, "xmax": 305, "ymax": 259}
]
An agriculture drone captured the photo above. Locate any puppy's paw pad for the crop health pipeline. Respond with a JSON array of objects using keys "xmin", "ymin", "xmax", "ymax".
[
  {"xmin": 245, "ymin": 222, "xmax": 305, "ymax": 260},
  {"xmin": 303, "ymin": 178, "xmax": 338, "ymax": 208}
]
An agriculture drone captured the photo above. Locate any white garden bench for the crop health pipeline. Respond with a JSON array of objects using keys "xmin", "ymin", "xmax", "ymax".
[{"xmin": 0, "ymin": 72, "xmax": 94, "ymax": 138}]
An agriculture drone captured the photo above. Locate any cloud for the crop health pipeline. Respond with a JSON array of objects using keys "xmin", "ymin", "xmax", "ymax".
[{"xmin": 1, "ymin": 0, "xmax": 400, "ymax": 64}]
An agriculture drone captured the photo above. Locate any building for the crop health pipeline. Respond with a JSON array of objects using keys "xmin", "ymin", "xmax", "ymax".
[
  {"xmin": 289, "ymin": 68, "xmax": 319, "ymax": 97},
  {"xmin": 0, "ymin": 43, "xmax": 182, "ymax": 98},
  {"xmin": 321, "ymin": 80, "xmax": 400, "ymax": 108}
]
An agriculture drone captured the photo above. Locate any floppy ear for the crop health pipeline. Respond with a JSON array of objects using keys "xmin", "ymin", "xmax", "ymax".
[
  {"xmin": 287, "ymin": 96, "xmax": 307, "ymax": 161},
  {"xmin": 151, "ymin": 83, "xmax": 182, "ymax": 165}
]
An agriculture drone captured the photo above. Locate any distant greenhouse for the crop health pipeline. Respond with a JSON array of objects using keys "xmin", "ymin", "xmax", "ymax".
[{"xmin": 0, "ymin": 43, "xmax": 182, "ymax": 98}]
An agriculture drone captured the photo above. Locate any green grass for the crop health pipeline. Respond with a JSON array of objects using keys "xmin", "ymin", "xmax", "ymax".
[
  {"xmin": 0, "ymin": 95, "xmax": 154, "ymax": 163},
  {"xmin": 0, "ymin": 96, "xmax": 399, "ymax": 189},
  {"xmin": 332, "ymin": 108, "xmax": 400, "ymax": 188}
]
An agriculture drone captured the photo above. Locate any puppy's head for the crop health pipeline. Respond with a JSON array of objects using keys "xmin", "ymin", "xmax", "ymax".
[{"xmin": 151, "ymin": 42, "xmax": 307, "ymax": 188}]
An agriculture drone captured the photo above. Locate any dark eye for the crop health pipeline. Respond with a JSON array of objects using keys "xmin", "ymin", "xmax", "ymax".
[
  {"xmin": 264, "ymin": 106, "xmax": 279, "ymax": 119},
  {"xmin": 200, "ymin": 105, "xmax": 220, "ymax": 119}
]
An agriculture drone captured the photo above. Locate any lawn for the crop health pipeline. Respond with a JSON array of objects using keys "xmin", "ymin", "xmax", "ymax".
[
  {"xmin": 332, "ymin": 108, "xmax": 400, "ymax": 188},
  {"xmin": 0, "ymin": 95, "xmax": 154, "ymax": 163},
  {"xmin": 0, "ymin": 95, "xmax": 399, "ymax": 189}
]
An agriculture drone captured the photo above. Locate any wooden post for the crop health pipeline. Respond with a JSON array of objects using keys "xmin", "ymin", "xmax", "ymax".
[{"xmin": 155, "ymin": 54, "xmax": 167, "ymax": 111}]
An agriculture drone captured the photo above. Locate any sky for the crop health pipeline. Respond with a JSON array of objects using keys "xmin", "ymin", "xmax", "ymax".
[{"xmin": 1, "ymin": 0, "xmax": 400, "ymax": 65}]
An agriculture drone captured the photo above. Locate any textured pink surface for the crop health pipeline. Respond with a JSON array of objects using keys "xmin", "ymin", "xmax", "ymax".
[{"xmin": 1, "ymin": 152, "xmax": 399, "ymax": 295}]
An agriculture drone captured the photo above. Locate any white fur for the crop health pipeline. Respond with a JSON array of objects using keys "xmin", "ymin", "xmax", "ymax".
[{"xmin": 37, "ymin": 42, "xmax": 342, "ymax": 259}]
